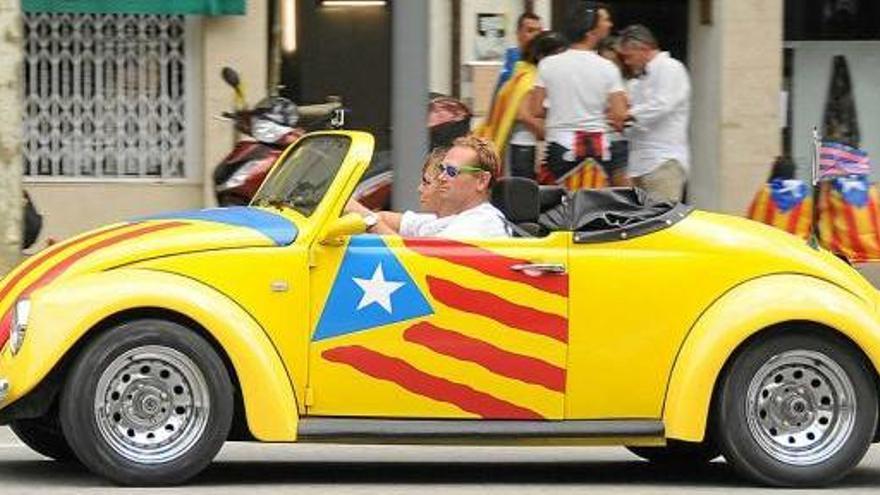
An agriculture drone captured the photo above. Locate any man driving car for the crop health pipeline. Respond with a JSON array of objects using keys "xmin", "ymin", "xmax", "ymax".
[{"xmin": 346, "ymin": 136, "xmax": 511, "ymax": 238}]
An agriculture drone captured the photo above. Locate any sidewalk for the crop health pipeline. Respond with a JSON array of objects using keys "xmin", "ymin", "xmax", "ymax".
[
  {"xmin": 0, "ymin": 427, "xmax": 16, "ymax": 445},
  {"xmin": 857, "ymin": 263, "xmax": 880, "ymax": 289}
]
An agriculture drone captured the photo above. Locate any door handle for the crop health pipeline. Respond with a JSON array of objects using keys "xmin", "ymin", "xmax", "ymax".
[{"xmin": 510, "ymin": 263, "xmax": 567, "ymax": 275}]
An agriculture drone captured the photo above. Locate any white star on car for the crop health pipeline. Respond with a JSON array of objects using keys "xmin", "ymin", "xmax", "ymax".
[{"xmin": 353, "ymin": 264, "xmax": 404, "ymax": 313}]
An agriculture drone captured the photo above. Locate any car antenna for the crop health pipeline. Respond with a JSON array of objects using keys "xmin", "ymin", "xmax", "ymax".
[{"xmin": 808, "ymin": 126, "xmax": 821, "ymax": 250}]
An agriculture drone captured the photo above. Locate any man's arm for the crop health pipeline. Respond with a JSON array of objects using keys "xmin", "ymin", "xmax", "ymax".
[
  {"xmin": 517, "ymin": 89, "xmax": 545, "ymax": 139},
  {"xmin": 606, "ymin": 90, "xmax": 628, "ymax": 132},
  {"xmin": 343, "ymin": 199, "xmax": 399, "ymax": 235},
  {"xmin": 628, "ymin": 63, "xmax": 690, "ymax": 129},
  {"xmin": 529, "ymin": 86, "xmax": 547, "ymax": 120},
  {"xmin": 377, "ymin": 211, "xmax": 402, "ymax": 231}
]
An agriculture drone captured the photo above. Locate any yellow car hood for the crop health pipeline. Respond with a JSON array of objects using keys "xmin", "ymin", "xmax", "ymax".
[{"xmin": 0, "ymin": 206, "xmax": 297, "ymax": 348}]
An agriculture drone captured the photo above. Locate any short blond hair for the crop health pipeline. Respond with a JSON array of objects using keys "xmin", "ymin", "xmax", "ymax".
[
  {"xmin": 422, "ymin": 146, "xmax": 449, "ymax": 176},
  {"xmin": 451, "ymin": 135, "xmax": 501, "ymax": 186}
]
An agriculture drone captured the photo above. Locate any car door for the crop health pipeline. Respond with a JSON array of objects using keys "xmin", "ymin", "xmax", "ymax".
[{"xmin": 307, "ymin": 232, "xmax": 570, "ymax": 420}]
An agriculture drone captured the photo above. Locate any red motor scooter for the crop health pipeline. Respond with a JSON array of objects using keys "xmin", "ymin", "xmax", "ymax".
[
  {"xmin": 213, "ymin": 68, "xmax": 472, "ymax": 210},
  {"xmin": 212, "ymin": 67, "xmax": 344, "ymax": 206}
]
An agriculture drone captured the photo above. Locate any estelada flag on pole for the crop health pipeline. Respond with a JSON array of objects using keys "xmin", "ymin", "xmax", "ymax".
[
  {"xmin": 818, "ymin": 176, "xmax": 880, "ymax": 262},
  {"xmin": 747, "ymin": 179, "xmax": 813, "ymax": 239}
]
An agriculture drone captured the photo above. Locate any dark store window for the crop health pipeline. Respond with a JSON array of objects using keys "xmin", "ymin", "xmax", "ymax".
[{"xmin": 786, "ymin": 0, "xmax": 880, "ymax": 41}]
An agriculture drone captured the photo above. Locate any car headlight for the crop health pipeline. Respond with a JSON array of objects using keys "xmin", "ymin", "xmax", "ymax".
[{"xmin": 9, "ymin": 298, "xmax": 30, "ymax": 356}]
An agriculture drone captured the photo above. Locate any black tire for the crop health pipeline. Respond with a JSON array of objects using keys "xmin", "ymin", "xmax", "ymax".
[
  {"xmin": 59, "ymin": 319, "xmax": 234, "ymax": 486},
  {"xmin": 10, "ymin": 416, "xmax": 75, "ymax": 462},
  {"xmin": 626, "ymin": 439, "xmax": 720, "ymax": 465},
  {"xmin": 716, "ymin": 330, "xmax": 877, "ymax": 487}
]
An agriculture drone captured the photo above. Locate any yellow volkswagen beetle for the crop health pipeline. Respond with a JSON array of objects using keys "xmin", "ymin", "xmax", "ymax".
[{"xmin": 0, "ymin": 131, "xmax": 879, "ymax": 487}]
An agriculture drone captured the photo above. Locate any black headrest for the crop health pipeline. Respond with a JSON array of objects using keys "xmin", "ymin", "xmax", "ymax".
[{"xmin": 491, "ymin": 177, "xmax": 540, "ymax": 223}]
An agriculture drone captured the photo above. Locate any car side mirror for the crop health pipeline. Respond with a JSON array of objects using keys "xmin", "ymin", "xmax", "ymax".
[{"xmin": 320, "ymin": 213, "xmax": 366, "ymax": 245}]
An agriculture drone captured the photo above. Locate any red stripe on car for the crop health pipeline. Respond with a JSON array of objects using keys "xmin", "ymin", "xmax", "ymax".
[
  {"xmin": 426, "ymin": 276, "xmax": 568, "ymax": 343},
  {"xmin": 322, "ymin": 345, "xmax": 544, "ymax": 419},
  {"xmin": 20, "ymin": 222, "xmax": 188, "ymax": 299},
  {"xmin": 403, "ymin": 238, "xmax": 568, "ymax": 297},
  {"xmin": 0, "ymin": 222, "xmax": 187, "ymax": 351},
  {"xmin": 404, "ymin": 322, "xmax": 566, "ymax": 393},
  {"xmin": 0, "ymin": 223, "xmax": 135, "ymax": 305}
]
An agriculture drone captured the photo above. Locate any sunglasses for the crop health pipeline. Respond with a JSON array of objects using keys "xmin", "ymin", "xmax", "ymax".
[{"xmin": 437, "ymin": 162, "xmax": 486, "ymax": 179}]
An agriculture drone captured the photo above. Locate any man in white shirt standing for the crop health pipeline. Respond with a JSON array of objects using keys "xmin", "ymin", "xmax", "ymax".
[
  {"xmin": 619, "ymin": 24, "xmax": 691, "ymax": 202},
  {"xmin": 346, "ymin": 136, "xmax": 511, "ymax": 238},
  {"xmin": 529, "ymin": 1, "xmax": 629, "ymax": 187}
]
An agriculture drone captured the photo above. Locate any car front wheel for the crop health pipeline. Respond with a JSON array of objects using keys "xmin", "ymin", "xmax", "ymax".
[
  {"xmin": 59, "ymin": 319, "xmax": 234, "ymax": 486},
  {"xmin": 717, "ymin": 330, "xmax": 877, "ymax": 487}
]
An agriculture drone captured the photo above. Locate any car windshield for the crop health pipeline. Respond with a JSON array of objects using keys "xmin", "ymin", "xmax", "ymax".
[{"xmin": 252, "ymin": 135, "xmax": 352, "ymax": 217}]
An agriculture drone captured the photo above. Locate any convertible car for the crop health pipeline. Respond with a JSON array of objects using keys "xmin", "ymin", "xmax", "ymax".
[{"xmin": 1, "ymin": 131, "xmax": 879, "ymax": 487}]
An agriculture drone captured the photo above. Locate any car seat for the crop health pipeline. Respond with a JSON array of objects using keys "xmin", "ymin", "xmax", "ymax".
[{"xmin": 491, "ymin": 177, "xmax": 546, "ymax": 237}]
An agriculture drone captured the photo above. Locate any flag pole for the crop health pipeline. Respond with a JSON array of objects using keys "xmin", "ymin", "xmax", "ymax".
[{"xmin": 808, "ymin": 127, "xmax": 821, "ymax": 249}]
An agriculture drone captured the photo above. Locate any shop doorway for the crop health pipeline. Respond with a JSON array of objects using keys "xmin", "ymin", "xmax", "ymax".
[{"xmin": 281, "ymin": 2, "xmax": 391, "ymax": 150}]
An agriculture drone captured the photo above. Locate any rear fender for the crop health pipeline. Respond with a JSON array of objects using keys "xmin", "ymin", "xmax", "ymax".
[{"xmin": 663, "ymin": 274, "xmax": 880, "ymax": 441}]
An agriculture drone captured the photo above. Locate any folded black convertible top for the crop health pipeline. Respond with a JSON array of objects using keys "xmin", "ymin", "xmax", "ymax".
[{"xmin": 539, "ymin": 188, "xmax": 693, "ymax": 243}]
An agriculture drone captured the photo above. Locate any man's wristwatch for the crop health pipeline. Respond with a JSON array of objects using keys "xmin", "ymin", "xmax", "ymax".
[{"xmin": 362, "ymin": 212, "xmax": 379, "ymax": 231}]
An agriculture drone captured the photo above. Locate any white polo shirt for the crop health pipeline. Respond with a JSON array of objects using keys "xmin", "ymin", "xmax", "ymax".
[{"xmin": 399, "ymin": 202, "xmax": 511, "ymax": 238}]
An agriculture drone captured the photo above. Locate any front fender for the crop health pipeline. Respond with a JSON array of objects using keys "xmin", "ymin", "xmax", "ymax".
[
  {"xmin": 663, "ymin": 274, "xmax": 880, "ymax": 442},
  {"xmin": 0, "ymin": 269, "xmax": 298, "ymax": 441}
]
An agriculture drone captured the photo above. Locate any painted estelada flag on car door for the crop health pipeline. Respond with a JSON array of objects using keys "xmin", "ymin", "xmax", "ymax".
[
  {"xmin": 314, "ymin": 236, "xmax": 433, "ymax": 340},
  {"xmin": 310, "ymin": 235, "xmax": 568, "ymax": 420}
]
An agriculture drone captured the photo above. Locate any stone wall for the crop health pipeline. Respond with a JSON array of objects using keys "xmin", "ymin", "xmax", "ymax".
[{"xmin": 689, "ymin": 0, "xmax": 783, "ymax": 215}]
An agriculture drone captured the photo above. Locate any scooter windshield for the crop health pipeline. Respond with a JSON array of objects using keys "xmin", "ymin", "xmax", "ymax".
[{"xmin": 252, "ymin": 134, "xmax": 352, "ymax": 217}]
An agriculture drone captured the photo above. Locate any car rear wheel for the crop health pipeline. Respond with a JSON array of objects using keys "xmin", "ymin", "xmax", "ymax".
[
  {"xmin": 10, "ymin": 416, "xmax": 75, "ymax": 462},
  {"xmin": 626, "ymin": 439, "xmax": 720, "ymax": 465},
  {"xmin": 716, "ymin": 330, "xmax": 877, "ymax": 487},
  {"xmin": 59, "ymin": 319, "xmax": 234, "ymax": 486}
]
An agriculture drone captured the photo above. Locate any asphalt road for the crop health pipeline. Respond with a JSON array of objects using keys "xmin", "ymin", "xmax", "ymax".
[{"xmin": 2, "ymin": 426, "xmax": 880, "ymax": 494}]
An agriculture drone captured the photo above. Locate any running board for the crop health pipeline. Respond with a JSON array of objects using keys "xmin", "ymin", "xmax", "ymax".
[{"xmin": 298, "ymin": 418, "xmax": 663, "ymax": 442}]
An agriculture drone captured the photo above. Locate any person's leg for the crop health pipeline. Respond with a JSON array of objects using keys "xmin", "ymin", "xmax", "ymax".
[
  {"xmin": 509, "ymin": 144, "xmax": 537, "ymax": 180},
  {"xmin": 632, "ymin": 159, "xmax": 686, "ymax": 202},
  {"xmin": 545, "ymin": 142, "xmax": 580, "ymax": 185},
  {"xmin": 603, "ymin": 140, "xmax": 632, "ymax": 187}
]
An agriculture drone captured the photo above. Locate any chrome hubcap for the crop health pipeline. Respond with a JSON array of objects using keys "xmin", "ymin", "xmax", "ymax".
[
  {"xmin": 94, "ymin": 345, "xmax": 210, "ymax": 464},
  {"xmin": 746, "ymin": 350, "xmax": 856, "ymax": 466}
]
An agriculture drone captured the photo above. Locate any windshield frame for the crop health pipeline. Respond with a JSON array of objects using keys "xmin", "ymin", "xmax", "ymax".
[{"xmin": 252, "ymin": 133, "xmax": 354, "ymax": 218}]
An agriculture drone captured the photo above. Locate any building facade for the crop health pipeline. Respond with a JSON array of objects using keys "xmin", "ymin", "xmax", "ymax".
[
  {"xmin": 23, "ymin": 0, "xmax": 268, "ymax": 243},
  {"xmin": 30, "ymin": 0, "xmax": 844, "ymax": 242}
]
